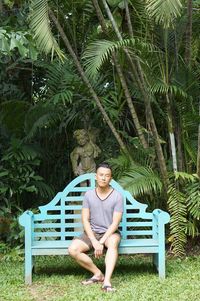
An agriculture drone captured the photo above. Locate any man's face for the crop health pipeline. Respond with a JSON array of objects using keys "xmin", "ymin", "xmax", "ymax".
[{"xmin": 95, "ymin": 167, "xmax": 112, "ymax": 188}]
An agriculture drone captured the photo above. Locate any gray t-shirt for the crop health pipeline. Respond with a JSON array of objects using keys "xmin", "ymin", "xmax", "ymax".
[{"xmin": 82, "ymin": 188, "xmax": 123, "ymax": 233}]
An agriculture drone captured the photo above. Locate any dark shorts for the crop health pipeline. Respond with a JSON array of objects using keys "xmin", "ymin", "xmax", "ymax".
[{"xmin": 73, "ymin": 231, "xmax": 121, "ymax": 250}]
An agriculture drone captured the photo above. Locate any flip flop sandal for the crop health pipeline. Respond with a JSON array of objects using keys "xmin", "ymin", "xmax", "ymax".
[
  {"xmin": 101, "ymin": 285, "xmax": 116, "ymax": 292},
  {"xmin": 81, "ymin": 277, "xmax": 104, "ymax": 285}
]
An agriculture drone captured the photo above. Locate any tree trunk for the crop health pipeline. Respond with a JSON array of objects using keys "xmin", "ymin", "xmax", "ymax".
[
  {"xmin": 185, "ymin": 0, "xmax": 193, "ymax": 67},
  {"xmin": 166, "ymin": 94, "xmax": 178, "ymax": 172},
  {"xmin": 49, "ymin": 9, "xmax": 127, "ymax": 152},
  {"xmin": 176, "ymin": 121, "xmax": 185, "ymax": 172},
  {"xmin": 91, "ymin": 0, "xmax": 148, "ymax": 148},
  {"xmin": 124, "ymin": 0, "xmax": 134, "ymax": 37},
  {"xmin": 197, "ymin": 100, "xmax": 200, "ymax": 177},
  {"xmin": 113, "ymin": 55, "xmax": 148, "ymax": 148}
]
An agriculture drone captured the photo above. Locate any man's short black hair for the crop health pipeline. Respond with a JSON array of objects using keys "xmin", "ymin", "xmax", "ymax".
[{"xmin": 96, "ymin": 162, "xmax": 112, "ymax": 172}]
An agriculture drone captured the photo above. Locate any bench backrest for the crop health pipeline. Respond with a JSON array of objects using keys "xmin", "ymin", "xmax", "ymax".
[{"xmin": 25, "ymin": 173, "xmax": 163, "ymax": 242}]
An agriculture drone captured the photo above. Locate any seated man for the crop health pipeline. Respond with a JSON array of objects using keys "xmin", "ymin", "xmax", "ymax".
[{"xmin": 68, "ymin": 162, "xmax": 123, "ymax": 292}]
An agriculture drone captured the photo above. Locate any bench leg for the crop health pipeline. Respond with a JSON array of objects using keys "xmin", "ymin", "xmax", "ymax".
[
  {"xmin": 25, "ymin": 252, "xmax": 33, "ymax": 285},
  {"xmin": 153, "ymin": 253, "xmax": 166, "ymax": 279},
  {"xmin": 153, "ymin": 253, "xmax": 158, "ymax": 269},
  {"xmin": 158, "ymin": 251, "xmax": 165, "ymax": 279}
]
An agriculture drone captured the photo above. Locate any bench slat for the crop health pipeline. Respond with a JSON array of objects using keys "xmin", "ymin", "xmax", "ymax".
[
  {"xmin": 34, "ymin": 223, "xmax": 82, "ymax": 229},
  {"xmin": 126, "ymin": 222, "xmax": 153, "ymax": 227},
  {"xmin": 34, "ymin": 214, "xmax": 81, "ymax": 221},
  {"xmin": 64, "ymin": 196, "xmax": 84, "ymax": 201},
  {"xmin": 126, "ymin": 230, "xmax": 153, "ymax": 235},
  {"xmin": 34, "ymin": 232, "xmax": 81, "ymax": 238},
  {"xmin": 126, "ymin": 213, "xmax": 153, "ymax": 219},
  {"xmin": 44, "ymin": 205, "xmax": 82, "ymax": 211},
  {"xmin": 31, "ymin": 238, "xmax": 158, "ymax": 249}
]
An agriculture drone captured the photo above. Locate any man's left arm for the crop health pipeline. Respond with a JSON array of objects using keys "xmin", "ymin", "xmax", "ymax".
[{"xmin": 99, "ymin": 211, "xmax": 123, "ymax": 245}]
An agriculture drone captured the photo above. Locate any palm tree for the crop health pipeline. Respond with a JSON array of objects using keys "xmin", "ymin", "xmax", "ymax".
[{"xmin": 29, "ymin": 0, "xmax": 127, "ymax": 152}]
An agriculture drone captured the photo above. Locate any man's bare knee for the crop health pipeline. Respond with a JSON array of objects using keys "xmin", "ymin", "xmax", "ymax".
[
  {"xmin": 68, "ymin": 239, "xmax": 89, "ymax": 258},
  {"xmin": 68, "ymin": 245, "xmax": 79, "ymax": 258},
  {"xmin": 105, "ymin": 234, "xmax": 121, "ymax": 249}
]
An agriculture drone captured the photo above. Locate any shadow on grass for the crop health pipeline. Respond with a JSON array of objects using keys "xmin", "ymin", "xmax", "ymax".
[{"xmin": 35, "ymin": 254, "xmax": 156, "ymax": 278}]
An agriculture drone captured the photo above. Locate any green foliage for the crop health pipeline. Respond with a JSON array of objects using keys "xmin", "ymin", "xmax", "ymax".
[
  {"xmin": 83, "ymin": 38, "xmax": 155, "ymax": 79},
  {"xmin": 0, "ymin": 100, "xmax": 31, "ymax": 137},
  {"xmin": 168, "ymin": 173, "xmax": 200, "ymax": 256},
  {"xmin": 0, "ymin": 138, "xmax": 54, "ymax": 209},
  {"xmin": 145, "ymin": 0, "xmax": 183, "ymax": 28},
  {"xmin": 24, "ymin": 103, "xmax": 61, "ymax": 140},
  {"xmin": 186, "ymin": 181, "xmax": 200, "ymax": 220},
  {"xmin": 29, "ymin": 0, "xmax": 64, "ymax": 59},
  {"xmin": 109, "ymin": 152, "xmax": 162, "ymax": 199},
  {"xmin": 168, "ymin": 182, "xmax": 187, "ymax": 257},
  {"xmin": 0, "ymin": 27, "xmax": 38, "ymax": 59}
]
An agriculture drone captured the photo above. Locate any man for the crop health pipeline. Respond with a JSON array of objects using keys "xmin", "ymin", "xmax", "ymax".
[{"xmin": 68, "ymin": 162, "xmax": 123, "ymax": 292}]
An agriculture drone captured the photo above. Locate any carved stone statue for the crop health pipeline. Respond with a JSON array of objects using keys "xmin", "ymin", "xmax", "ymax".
[{"xmin": 70, "ymin": 129, "xmax": 101, "ymax": 176}]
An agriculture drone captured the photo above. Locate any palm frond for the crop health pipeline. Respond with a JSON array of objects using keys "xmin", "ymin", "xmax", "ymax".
[
  {"xmin": 174, "ymin": 171, "xmax": 197, "ymax": 182},
  {"xmin": 118, "ymin": 164, "xmax": 162, "ymax": 197},
  {"xmin": 145, "ymin": 0, "xmax": 183, "ymax": 28},
  {"xmin": 168, "ymin": 182, "xmax": 187, "ymax": 256},
  {"xmin": 29, "ymin": 0, "xmax": 64, "ymax": 59},
  {"xmin": 31, "ymin": 181, "xmax": 55, "ymax": 199},
  {"xmin": 151, "ymin": 81, "xmax": 189, "ymax": 99},
  {"xmin": 186, "ymin": 181, "xmax": 200, "ymax": 220},
  {"xmin": 45, "ymin": 59, "xmax": 77, "ymax": 104},
  {"xmin": 24, "ymin": 104, "xmax": 61, "ymax": 140},
  {"xmin": 83, "ymin": 38, "xmax": 155, "ymax": 79},
  {"xmin": 185, "ymin": 219, "xmax": 199, "ymax": 238}
]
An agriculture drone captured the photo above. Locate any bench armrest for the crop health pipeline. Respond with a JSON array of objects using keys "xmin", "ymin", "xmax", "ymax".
[
  {"xmin": 153, "ymin": 209, "xmax": 170, "ymax": 225},
  {"xmin": 19, "ymin": 210, "xmax": 34, "ymax": 227}
]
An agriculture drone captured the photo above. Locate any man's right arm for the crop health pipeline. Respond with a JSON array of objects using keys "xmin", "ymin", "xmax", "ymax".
[{"xmin": 82, "ymin": 208, "xmax": 104, "ymax": 258}]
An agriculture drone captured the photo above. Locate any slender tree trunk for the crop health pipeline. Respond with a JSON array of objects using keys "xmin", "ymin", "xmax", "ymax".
[
  {"xmin": 113, "ymin": 55, "xmax": 148, "ymax": 148},
  {"xmin": 49, "ymin": 9, "xmax": 127, "ymax": 152},
  {"xmin": 176, "ymin": 121, "xmax": 185, "ymax": 171},
  {"xmin": 185, "ymin": 0, "xmax": 193, "ymax": 67},
  {"xmin": 166, "ymin": 94, "xmax": 178, "ymax": 172},
  {"xmin": 124, "ymin": 0, "xmax": 134, "ymax": 37},
  {"xmin": 91, "ymin": 0, "xmax": 148, "ymax": 149},
  {"xmin": 197, "ymin": 100, "xmax": 200, "ymax": 177}
]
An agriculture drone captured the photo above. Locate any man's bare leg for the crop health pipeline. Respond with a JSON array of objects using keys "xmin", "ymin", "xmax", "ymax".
[
  {"xmin": 68, "ymin": 239, "xmax": 104, "ymax": 282},
  {"xmin": 103, "ymin": 233, "xmax": 121, "ymax": 289}
]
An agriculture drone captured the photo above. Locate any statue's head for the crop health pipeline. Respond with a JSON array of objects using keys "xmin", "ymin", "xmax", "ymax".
[{"xmin": 73, "ymin": 129, "xmax": 89, "ymax": 146}]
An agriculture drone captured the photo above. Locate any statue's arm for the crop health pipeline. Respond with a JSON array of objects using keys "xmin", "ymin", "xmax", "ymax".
[{"xmin": 70, "ymin": 148, "xmax": 80, "ymax": 176}]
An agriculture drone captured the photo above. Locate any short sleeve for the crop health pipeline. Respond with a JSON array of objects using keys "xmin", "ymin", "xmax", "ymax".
[
  {"xmin": 114, "ymin": 192, "xmax": 124, "ymax": 212},
  {"xmin": 82, "ymin": 192, "xmax": 90, "ymax": 209}
]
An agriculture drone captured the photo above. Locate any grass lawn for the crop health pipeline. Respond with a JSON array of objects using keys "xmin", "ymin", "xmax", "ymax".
[{"xmin": 0, "ymin": 254, "xmax": 200, "ymax": 301}]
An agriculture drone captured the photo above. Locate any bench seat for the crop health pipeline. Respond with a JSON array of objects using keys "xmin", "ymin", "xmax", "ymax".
[
  {"xmin": 31, "ymin": 239, "xmax": 159, "ymax": 255},
  {"xmin": 19, "ymin": 173, "xmax": 170, "ymax": 284}
]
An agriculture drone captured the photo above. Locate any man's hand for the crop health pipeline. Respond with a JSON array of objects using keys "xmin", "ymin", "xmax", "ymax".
[{"xmin": 91, "ymin": 239, "xmax": 104, "ymax": 258}]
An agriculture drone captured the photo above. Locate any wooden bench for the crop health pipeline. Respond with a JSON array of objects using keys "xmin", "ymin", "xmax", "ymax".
[{"xmin": 19, "ymin": 173, "xmax": 170, "ymax": 285}]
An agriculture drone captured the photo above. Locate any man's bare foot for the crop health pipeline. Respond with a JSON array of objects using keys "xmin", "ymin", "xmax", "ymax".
[{"xmin": 81, "ymin": 273, "xmax": 104, "ymax": 285}]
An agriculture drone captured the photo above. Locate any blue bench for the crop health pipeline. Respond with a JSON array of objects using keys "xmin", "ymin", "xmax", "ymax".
[{"xmin": 19, "ymin": 173, "xmax": 170, "ymax": 285}]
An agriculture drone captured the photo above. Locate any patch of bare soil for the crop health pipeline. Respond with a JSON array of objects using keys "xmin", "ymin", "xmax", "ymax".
[{"xmin": 28, "ymin": 283, "xmax": 65, "ymax": 301}]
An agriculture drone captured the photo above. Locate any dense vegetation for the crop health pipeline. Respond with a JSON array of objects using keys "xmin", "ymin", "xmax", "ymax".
[{"xmin": 0, "ymin": 0, "xmax": 200, "ymax": 256}]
